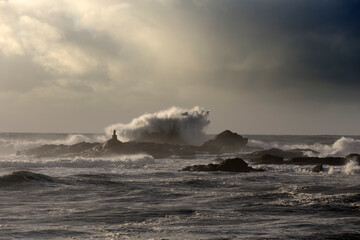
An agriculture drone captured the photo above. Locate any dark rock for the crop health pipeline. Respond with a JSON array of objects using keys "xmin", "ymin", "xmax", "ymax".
[
  {"xmin": 181, "ymin": 158, "xmax": 265, "ymax": 172},
  {"xmin": 16, "ymin": 142, "xmax": 100, "ymax": 158},
  {"xmin": 201, "ymin": 130, "xmax": 248, "ymax": 153},
  {"xmin": 16, "ymin": 130, "xmax": 256, "ymax": 159},
  {"xmin": 312, "ymin": 164, "xmax": 324, "ymax": 173},
  {"xmin": 101, "ymin": 136, "xmax": 122, "ymax": 149},
  {"xmin": 346, "ymin": 153, "xmax": 360, "ymax": 164},
  {"xmin": 291, "ymin": 157, "xmax": 346, "ymax": 166},
  {"xmin": 245, "ymin": 148, "xmax": 307, "ymax": 162},
  {"xmin": 257, "ymin": 154, "xmax": 284, "ymax": 164}
]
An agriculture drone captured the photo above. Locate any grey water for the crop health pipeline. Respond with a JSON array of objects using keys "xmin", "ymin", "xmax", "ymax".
[{"xmin": 0, "ymin": 133, "xmax": 359, "ymax": 239}]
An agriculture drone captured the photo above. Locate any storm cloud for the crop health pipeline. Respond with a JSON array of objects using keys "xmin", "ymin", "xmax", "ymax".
[{"xmin": 0, "ymin": 0, "xmax": 359, "ymax": 134}]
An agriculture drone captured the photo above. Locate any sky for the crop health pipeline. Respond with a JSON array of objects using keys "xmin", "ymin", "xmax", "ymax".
[{"xmin": 0, "ymin": 0, "xmax": 359, "ymax": 135}]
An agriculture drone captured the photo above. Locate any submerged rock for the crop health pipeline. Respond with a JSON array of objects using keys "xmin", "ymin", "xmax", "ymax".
[
  {"xmin": 312, "ymin": 164, "xmax": 324, "ymax": 173},
  {"xmin": 181, "ymin": 158, "xmax": 265, "ymax": 172}
]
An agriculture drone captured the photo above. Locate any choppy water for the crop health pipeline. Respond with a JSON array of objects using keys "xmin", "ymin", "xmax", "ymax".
[{"xmin": 0, "ymin": 133, "xmax": 359, "ymax": 239}]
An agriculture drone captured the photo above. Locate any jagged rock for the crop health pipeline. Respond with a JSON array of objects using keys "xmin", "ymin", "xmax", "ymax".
[
  {"xmin": 312, "ymin": 164, "xmax": 324, "ymax": 173},
  {"xmin": 181, "ymin": 158, "xmax": 265, "ymax": 172},
  {"xmin": 291, "ymin": 157, "xmax": 346, "ymax": 166},
  {"xmin": 201, "ymin": 130, "xmax": 248, "ymax": 153}
]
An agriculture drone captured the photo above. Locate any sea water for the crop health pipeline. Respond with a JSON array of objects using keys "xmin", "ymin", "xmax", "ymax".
[{"xmin": 0, "ymin": 133, "xmax": 359, "ymax": 239}]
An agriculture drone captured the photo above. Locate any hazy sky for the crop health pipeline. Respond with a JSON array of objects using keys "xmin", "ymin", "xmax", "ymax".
[{"xmin": 1, "ymin": 0, "xmax": 359, "ymax": 134}]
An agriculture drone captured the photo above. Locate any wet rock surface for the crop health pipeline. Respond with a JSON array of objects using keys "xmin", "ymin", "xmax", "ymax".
[
  {"xmin": 182, "ymin": 158, "xmax": 265, "ymax": 172},
  {"xmin": 312, "ymin": 164, "xmax": 324, "ymax": 173}
]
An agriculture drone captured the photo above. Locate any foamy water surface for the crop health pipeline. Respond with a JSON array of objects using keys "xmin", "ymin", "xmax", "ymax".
[{"xmin": 0, "ymin": 133, "xmax": 359, "ymax": 239}]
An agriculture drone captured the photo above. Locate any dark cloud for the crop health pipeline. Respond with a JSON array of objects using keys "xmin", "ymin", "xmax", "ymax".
[{"xmin": 193, "ymin": 0, "xmax": 360, "ymax": 102}]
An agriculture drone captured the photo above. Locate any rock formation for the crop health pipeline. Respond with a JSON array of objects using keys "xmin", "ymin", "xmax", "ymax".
[
  {"xmin": 201, "ymin": 130, "xmax": 248, "ymax": 153},
  {"xmin": 312, "ymin": 164, "xmax": 324, "ymax": 173},
  {"xmin": 17, "ymin": 130, "xmax": 255, "ymax": 159},
  {"xmin": 346, "ymin": 153, "xmax": 360, "ymax": 164},
  {"xmin": 181, "ymin": 158, "xmax": 265, "ymax": 172},
  {"xmin": 245, "ymin": 148, "xmax": 313, "ymax": 162}
]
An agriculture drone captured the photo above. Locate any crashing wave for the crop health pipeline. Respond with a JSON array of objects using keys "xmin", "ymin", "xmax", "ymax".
[{"xmin": 105, "ymin": 106, "xmax": 210, "ymax": 145}]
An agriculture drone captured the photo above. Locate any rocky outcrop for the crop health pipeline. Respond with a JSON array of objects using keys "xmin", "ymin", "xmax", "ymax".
[
  {"xmin": 201, "ymin": 130, "xmax": 248, "ymax": 153},
  {"xmin": 245, "ymin": 148, "xmax": 309, "ymax": 163},
  {"xmin": 346, "ymin": 153, "xmax": 360, "ymax": 164},
  {"xmin": 16, "ymin": 142, "xmax": 100, "ymax": 158},
  {"xmin": 17, "ymin": 130, "xmax": 255, "ymax": 159},
  {"xmin": 181, "ymin": 158, "xmax": 265, "ymax": 172},
  {"xmin": 251, "ymin": 154, "xmax": 285, "ymax": 164},
  {"xmin": 312, "ymin": 164, "xmax": 324, "ymax": 173}
]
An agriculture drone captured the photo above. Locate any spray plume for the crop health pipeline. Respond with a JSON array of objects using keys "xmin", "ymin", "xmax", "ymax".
[{"xmin": 105, "ymin": 106, "xmax": 210, "ymax": 145}]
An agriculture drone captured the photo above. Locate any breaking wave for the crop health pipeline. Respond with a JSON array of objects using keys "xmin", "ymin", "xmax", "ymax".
[
  {"xmin": 105, "ymin": 106, "xmax": 210, "ymax": 145},
  {"xmin": 0, "ymin": 134, "xmax": 107, "ymax": 155},
  {"xmin": 0, "ymin": 154, "xmax": 155, "ymax": 169},
  {"xmin": 343, "ymin": 160, "xmax": 360, "ymax": 175},
  {"xmin": 248, "ymin": 137, "xmax": 360, "ymax": 157}
]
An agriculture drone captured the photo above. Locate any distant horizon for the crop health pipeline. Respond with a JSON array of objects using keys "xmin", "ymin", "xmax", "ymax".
[{"xmin": 2, "ymin": 131, "xmax": 360, "ymax": 137}]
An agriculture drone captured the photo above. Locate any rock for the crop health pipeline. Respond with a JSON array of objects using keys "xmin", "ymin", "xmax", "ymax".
[
  {"xmin": 181, "ymin": 158, "xmax": 265, "ymax": 172},
  {"xmin": 245, "ymin": 148, "xmax": 306, "ymax": 162},
  {"xmin": 201, "ymin": 130, "xmax": 248, "ymax": 153},
  {"xmin": 15, "ymin": 130, "xmax": 261, "ymax": 159},
  {"xmin": 246, "ymin": 148, "xmax": 304, "ymax": 160},
  {"xmin": 312, "ymin": 164, "xmax": 324, "ymax": 173},
  {"xmin": 255, "ymin": 154, "xmax": 285, "ymax": 164},
  {"xmin": 346, "ymin": 153, "xmax": 360, "ymax": 164},
  {"xmin": 101, "ymin": 136, "xmax": 122, "ymax": 149},
  {"xmin": 16, "ymin": 142, "xmax": 99, "ymax": 158},
  {"xmin": 291, "ymin": 157, "xmax": 346, "ymax": 166}
]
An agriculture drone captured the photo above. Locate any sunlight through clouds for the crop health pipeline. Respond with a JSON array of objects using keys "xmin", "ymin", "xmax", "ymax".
[{"xmin": 0, "ymin": 0, "xmax": 359, "ymax": 134}]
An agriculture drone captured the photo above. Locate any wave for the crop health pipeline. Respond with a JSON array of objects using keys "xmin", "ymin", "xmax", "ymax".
[
  {"xmin": 0, "ymin": 154, "xmax": 155, "ymax": 169},
  {"xmin": 0, "ymin": 133, "xmax": 107, "ymax": 155},
  {"xmin": 105, "ymin": 106, "xmax": 210, "ymax": 145},
  {"xmin": 343, "ymin": 160, "xmax": 360, "ymax": 175},
  {"xmin": 0, "ymin": 171, "xmax": 58, "ymax": 185},
  {"xmin": 248, "ymin": 137, "xmax": 360, "ymax": 157}
]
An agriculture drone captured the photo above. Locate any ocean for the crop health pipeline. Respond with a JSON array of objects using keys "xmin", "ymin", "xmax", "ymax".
[{"xmin": 0, "ymin": 133, "xmax": 359, "ymax": 239}]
